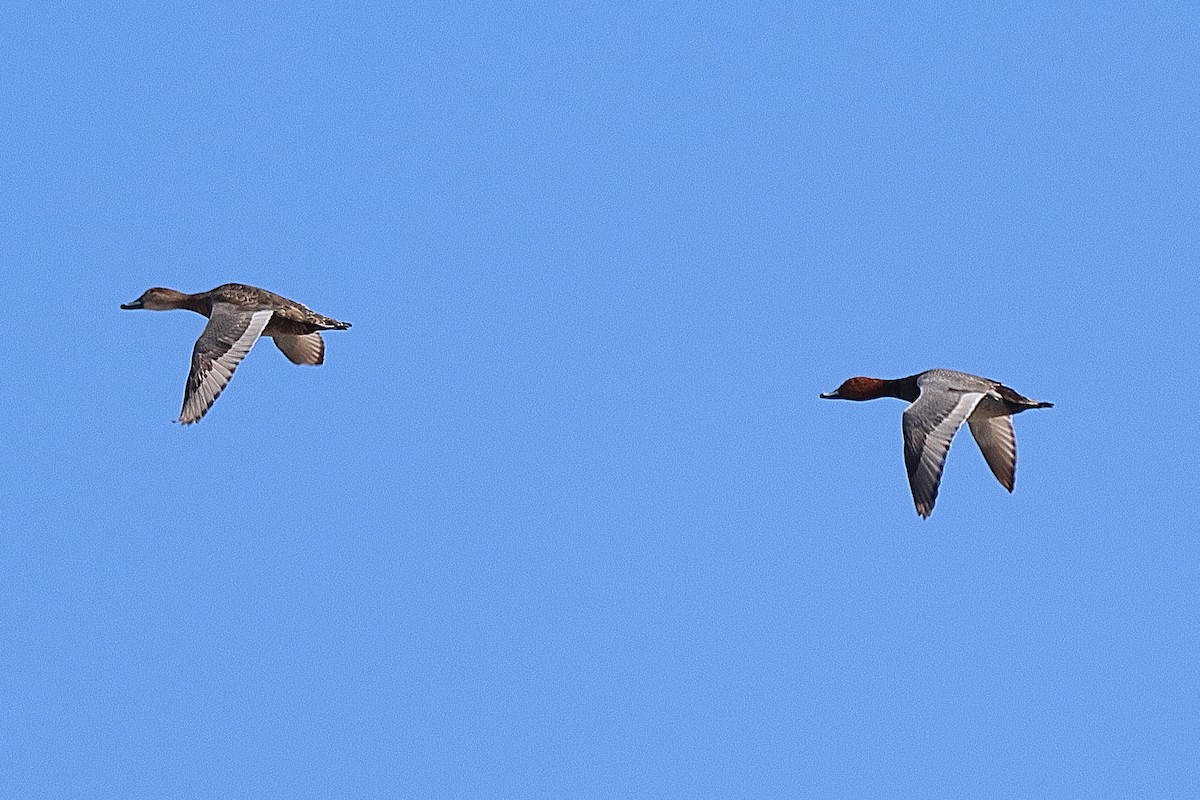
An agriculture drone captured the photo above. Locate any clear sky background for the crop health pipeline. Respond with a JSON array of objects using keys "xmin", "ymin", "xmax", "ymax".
[{"xmin": 3, "ymin": 3, "xmax": 1198, "ymax": 797}]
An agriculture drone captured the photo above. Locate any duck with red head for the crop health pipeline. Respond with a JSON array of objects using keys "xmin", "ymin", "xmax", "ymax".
[
  {"xmin": 820, "ymin": 369, "xmax": 1052, "ymax": 518},
  {"xmin": 820, "ymin": 375, "xmax": 920, "ymax": 403}
]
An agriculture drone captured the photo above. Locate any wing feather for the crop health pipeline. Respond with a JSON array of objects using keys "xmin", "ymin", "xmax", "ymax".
[
  {"xmin": 180, "ymin": 307, "xmax": 272, "ymax": 424},
  {"xmin": 902, "ymin": 390, "xmax": 985, "ymax": 518},
  {"xmin": 968, "ymin": 414, "xmax": 1017, "ymax": 492},
  {"xmin": 272, "ymin": 332, "xmax": 325, "ymax": 365}
]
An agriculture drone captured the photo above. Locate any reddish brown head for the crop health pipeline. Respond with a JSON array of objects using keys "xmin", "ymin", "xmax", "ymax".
[{"xmin": 819, "ymin": 376, "xmax": 888, "ymax": 401}]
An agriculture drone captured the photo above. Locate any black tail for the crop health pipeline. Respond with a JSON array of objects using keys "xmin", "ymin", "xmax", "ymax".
[{"xmin": 1006, "ymin": 398, "xmax": 1053, "ymax": 414}]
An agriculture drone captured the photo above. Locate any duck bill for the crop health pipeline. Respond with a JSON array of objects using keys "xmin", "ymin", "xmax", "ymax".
[
  {"xmin": 819, "ymin": 390, "xmax": 841, "ymax": 399},
  {"xmin": 120, "ymin": 299, "xmax": 144, "ymax": 309}
]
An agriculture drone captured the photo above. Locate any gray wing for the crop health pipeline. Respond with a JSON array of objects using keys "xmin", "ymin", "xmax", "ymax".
[
  {"xmin": 180, "ymin": 307, "xmax": 273, "ymax": 424},
  {"xmin": 968, "ymin": 414, "xmax": 1017, "ymax": 492},
  {"xmin": 902, "ymin": 388, "xmax": 986, "ymax": 518},
  {"xmin": 273, "ymin": 332, "xmax": 325, "ymax": 365}
]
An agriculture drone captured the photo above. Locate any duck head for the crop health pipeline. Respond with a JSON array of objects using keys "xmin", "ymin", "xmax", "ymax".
[
  {"xmin": 820, "ymin": 377, "xmax": 888, "ymax": 401},
  {"xmin": 120, "ymin": 287, "xmax": 189, "ymax": 311}
]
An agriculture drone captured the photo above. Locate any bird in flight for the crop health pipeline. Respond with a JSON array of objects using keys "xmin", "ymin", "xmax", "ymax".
[
  {"xmin": 121, "ymin": 283, "xmax": 351, "ymax": 424},
  {"xmin": 820, "ymin": 369, "xmax": 1052, "ymax": 518}
]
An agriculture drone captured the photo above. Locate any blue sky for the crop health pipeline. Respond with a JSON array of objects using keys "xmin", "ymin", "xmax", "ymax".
[{"xmin": 3, "ymin": 2, "xmax": 1199, "ymax": 797}]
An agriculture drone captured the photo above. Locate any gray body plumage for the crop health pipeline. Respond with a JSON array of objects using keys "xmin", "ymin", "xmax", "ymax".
[{"xmin": 822, "ymin": 368, "xmax": 1053, "ymax": 518}]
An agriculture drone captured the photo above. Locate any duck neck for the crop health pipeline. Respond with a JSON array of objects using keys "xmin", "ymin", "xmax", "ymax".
[
  {"xmin": 176, "ymin": 293, "xmax": 212, "ymax": 316},
  {"xmin": 879, "ymin": 375, "xmax": 921, "ymax": 403}
]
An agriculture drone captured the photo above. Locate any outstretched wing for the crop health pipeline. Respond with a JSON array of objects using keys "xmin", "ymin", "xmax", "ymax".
[
  {"xmin": 968, "ymin": 414, "xmax": 1017, "ymax": 492},
  {"xmin": 180, "ymin": 306, "xmax": 273, "ymax": 424},
  {"xmin": 273, "ymin": 332, "xmax": 325, "ymax": 365},
  {"xmin": 902, "ymin": 389, "xmax": 985, "ymax": 518}
]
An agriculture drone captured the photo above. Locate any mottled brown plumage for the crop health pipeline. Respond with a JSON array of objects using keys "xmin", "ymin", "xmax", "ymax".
[{"xmin": 121, "ymin": 283, "xmax": 351, "ymax": 424}]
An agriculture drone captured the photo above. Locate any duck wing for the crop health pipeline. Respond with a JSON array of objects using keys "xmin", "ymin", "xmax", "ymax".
[
  {"xmin": 180, "ymin": 306, "xmax": 273, "ymax": 424},
  {"xmin": 968, "ymin": 414, "xmax": 1017, "ymax": 492},
  {"xmin": 902, "ymin": 387, "xmax": 986, "ymax": 518},
  {"xmin": 273, "ymin": 332, "xmax": 325, "ymax": 365}
]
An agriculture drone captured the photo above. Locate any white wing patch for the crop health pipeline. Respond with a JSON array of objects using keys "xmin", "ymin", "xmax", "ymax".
[{"xmin": 180, "ymin": 308, "xmax": 273, "ymax": 424}]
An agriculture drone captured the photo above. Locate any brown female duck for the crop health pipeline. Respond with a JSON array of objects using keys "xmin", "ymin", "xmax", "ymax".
[{"xmin": 121, "ymin": 283, "xmax": 351, "ymax": 424}]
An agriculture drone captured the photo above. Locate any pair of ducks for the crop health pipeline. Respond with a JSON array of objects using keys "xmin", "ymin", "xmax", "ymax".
[{"xmin": 122, "ymin": 283, "xmax": 1052, "ymax": 518}]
